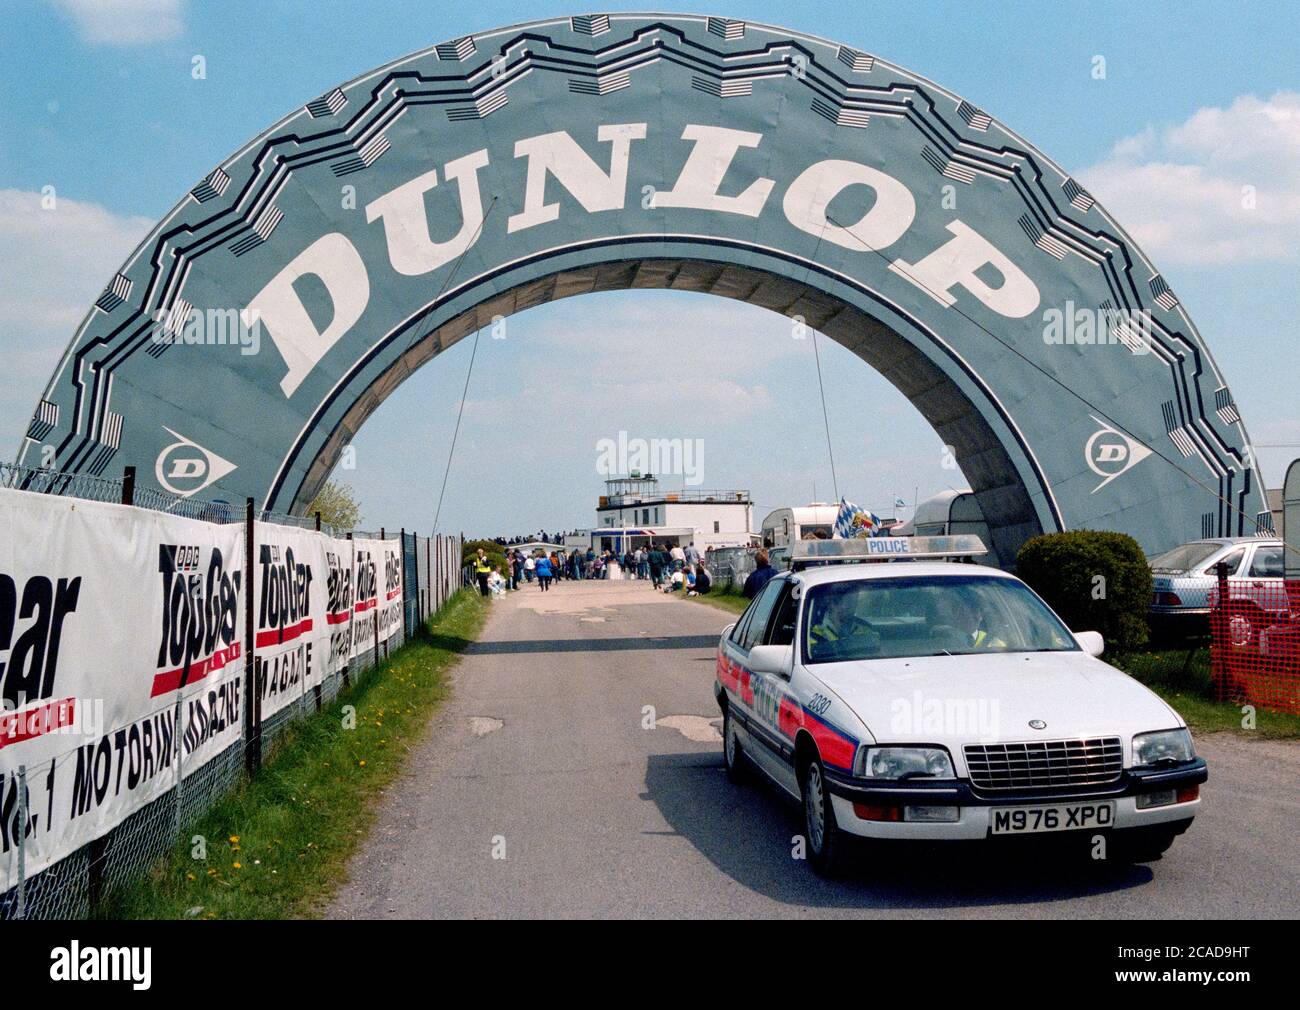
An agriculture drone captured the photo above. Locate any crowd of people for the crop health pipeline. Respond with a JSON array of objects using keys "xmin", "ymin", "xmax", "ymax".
[{"xmin": 471, "ymin": 542, "xmax": 717, "ymax": 598}]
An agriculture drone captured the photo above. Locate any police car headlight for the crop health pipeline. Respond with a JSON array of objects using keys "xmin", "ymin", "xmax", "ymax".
[
  {"xmin": 1132, "ymin": 728, "xmax": 1195, "ymax": 767},
  {"xmin": 855, "ymin": 746, "xmax": 955, "ymax": 780}
]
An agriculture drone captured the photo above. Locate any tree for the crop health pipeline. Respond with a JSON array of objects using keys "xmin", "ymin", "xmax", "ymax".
[{"xmin": 307, "ymin": 480, "xmax": 362, "ymax": 531}]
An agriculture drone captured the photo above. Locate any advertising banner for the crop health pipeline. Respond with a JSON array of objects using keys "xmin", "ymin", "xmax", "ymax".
[{"xmin": 0, "ymin": 488, "xmax": 245, "ymax": 889}]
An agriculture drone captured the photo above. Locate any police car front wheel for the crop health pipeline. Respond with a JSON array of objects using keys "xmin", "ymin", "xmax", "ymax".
[{"xmin": 801, "ymin": 756, "xmax": 846, "ymax": 877}]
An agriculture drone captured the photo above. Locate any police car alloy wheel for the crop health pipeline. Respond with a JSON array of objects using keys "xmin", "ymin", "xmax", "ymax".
[{"xmin": 802, "ymin": 757, "xmax": 844, "ymax": 877}]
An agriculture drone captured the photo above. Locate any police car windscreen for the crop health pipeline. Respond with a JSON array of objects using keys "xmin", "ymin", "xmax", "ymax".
[{"xmin": 802, "ymin": 575, "xmax": 1080, "ymax": 663}]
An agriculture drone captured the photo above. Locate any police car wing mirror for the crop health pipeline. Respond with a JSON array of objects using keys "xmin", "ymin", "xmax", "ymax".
[
  {"xmin": 1074, "ymin": 630, "xmax": 1104, "ymax": 657},
  {"xmin": 748, "ymin": 644, "xmax": 793, "ymax": 678}
]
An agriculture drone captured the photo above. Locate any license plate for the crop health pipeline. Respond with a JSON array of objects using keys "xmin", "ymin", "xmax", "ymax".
[{"xmin": 990, "ymin": 801, "xmax": 1115, "ymax": 835}]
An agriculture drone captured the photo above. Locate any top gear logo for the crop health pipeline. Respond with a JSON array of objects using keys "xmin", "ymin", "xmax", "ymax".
[{"xmin": 155, "ymin": 427, "xmax": 237, "ymax": 498}]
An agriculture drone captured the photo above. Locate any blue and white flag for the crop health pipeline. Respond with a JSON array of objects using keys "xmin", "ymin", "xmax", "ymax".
[{"xmin": 834, "ymin": 498, "xmax": 885, "ymax": 538}]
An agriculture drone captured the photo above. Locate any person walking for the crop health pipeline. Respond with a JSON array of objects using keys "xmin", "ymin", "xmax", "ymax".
[
  {"xmin": 474, "ymin": 549, "xmax": 491, "ymax": 597},
  {"xmin": 670, "ymin": 542, "xmax": 686, "ymax": 572},
  {"xmin": 684, "ymin": 541, "xmax": 700, "ymax": 566},
  {"xmin": 524, "ymin": 553, "xmax": 535, "ymax": 583},
  {"xmin": 648, "ymin": 542, "xmax": 665, "ymax": 588},
  {"xmin": 535, "ymin": 552, "xmax": 553, "ymax": 591}
]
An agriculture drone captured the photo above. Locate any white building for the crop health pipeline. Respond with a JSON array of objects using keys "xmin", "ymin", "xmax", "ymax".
[{"xmin": 585, "ymin": 475, "xmax": 754, "ymax": 554}]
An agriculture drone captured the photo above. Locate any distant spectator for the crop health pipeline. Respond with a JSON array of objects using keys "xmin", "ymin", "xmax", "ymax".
[
  {"xmin": 535, "ymin": 552, "xmax": 554, "ymax": 591},
  {"xmin": 684, "ymin": 542, "xmax": 700, "ymax": 566},
  {"xmin": 743, "ymin": 549, "xmax": 776, "ymax": 599}
]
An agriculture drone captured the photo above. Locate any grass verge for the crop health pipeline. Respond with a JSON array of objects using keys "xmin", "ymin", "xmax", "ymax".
[
  {"xmin": 1112, "ymin": 646, "xmax": 1300, "ymax": 740},
  {"xmin": 98, "ymin": 588, "xmax": 490, "ymax": 920},
  {"xmin": 680, "ymin": 585, "xmax": 751, "ymax": 615}
]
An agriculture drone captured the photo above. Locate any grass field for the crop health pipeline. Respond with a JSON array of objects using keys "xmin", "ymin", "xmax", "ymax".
[{"xmin": 99, "ymin": 589, "xmax": 489, "ymax": 920}]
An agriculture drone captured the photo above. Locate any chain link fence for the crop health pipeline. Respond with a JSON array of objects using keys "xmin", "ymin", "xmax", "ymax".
[{"xmin": 0, "ymin": 462, "xmax": 462, "ymax": 919}]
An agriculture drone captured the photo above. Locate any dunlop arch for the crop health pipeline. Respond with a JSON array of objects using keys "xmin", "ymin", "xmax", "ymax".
[{"xmin": 21, "ymin": 13, "xmax": 1267, "ymax": 563}]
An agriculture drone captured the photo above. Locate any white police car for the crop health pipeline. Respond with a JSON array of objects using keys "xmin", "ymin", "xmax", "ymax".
[{"xmin": 715, "ymin": 536, "xmax": 1206, "ymax": 876}]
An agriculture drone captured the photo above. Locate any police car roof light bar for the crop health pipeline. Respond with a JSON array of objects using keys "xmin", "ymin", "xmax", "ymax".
[{"xmin": 790, "ymin": 535, "xmax": 988, "ymax": 568}]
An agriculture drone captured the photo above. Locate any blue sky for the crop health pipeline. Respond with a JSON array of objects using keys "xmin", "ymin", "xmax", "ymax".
[{"xmin": 3, "ymin": 0, "xmax": 1299, "ymax": 536}]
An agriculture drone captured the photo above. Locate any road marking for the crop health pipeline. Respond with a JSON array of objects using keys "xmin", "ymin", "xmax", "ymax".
[{"xmin": 658, "ymin": 715, "xmax": 723, "ymax": 743}]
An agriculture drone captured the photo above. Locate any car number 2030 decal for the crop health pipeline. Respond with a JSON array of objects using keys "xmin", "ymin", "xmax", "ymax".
[{"xmin": 806, "ymin": 693, "xmax": 832, "ymax": 717}]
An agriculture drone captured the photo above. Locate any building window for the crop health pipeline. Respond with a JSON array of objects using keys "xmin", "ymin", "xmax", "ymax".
[{"xmin": 713, "ymin": 521, "xmax": 720, "ymax": 533}]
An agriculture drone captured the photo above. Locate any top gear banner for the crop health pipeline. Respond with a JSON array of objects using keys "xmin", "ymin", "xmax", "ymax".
[
  {"xmin": 0, "ymin": 487, "xmax": 246, "ymax": 890},
  {"xmin": 349, "ymin": 537, "xmax": 402, "ymax": 665},
  {"xmin": 252, "ymin": 524, "xmax": 332, "ymax": 720}
]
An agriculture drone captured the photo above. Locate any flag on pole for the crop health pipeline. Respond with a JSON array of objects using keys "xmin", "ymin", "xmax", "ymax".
[{"xmin": 834, "ymin": 498, "xmax": 885, "ymax": 538}]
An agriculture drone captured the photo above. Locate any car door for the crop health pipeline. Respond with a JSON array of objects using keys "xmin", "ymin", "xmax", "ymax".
[
  {"xmin": 1244, "ymin": 544, "xmax": 1285, "ymax": 618},
  {"xmin": 745, "ymin": 581, "xmax": 803, "ymax": 795},
  {"xmin": 719, "ymin": 580, "xmax": 785, "ymax": 776}
]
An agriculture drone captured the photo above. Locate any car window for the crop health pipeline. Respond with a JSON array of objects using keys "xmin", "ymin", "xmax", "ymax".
[
  {"xmin": 738, "ymin": 580, "xmax": 783, "ymax": 651},
  {"xmin": 1149, "ymin": 542, "xmax": 1221, "ymax": 573},
  {"xmin": 1248, "ymin": 546, "xmax": 1283, "ymax": 578},
  {"xmin": 729, "ymin": 603, "xmax": 755, "ymax": 647},
  {"xmin": 766, "ymin": 583, "xmax": 799, "ymax": 647},
  {"xmin": 801, "ymin": 574, "xmax": 1079, "ymax": 664},
  {"xmin": 1210, "ymin": 548, "xmax": 1246, "ymax": 575}
]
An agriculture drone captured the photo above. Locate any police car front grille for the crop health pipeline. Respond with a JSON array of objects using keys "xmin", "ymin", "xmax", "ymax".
[{"xmin": 963, "ymin": 737, "xmax": 1123, "ymax": 791}]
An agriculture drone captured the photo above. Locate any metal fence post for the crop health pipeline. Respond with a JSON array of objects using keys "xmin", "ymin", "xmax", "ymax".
[
  {"xmin": 343, "ymin": 533, "xmax": 352, "ymax": 688},
  {"xmin": 16, "ymin": 765, "xmax": 26, "ymax": 919},
  {"xmin": 173, "ymin": 694, "xmax": 185, "ymax": 835},
  {"xmin": 244, "ymin": 497, "xmax": 261, "ymax": 775},
  {"xmin": 1210, "ymin": 560, "xmax": 1231, "ymax": 701},
  {"xmin": 400, "ymin": 528, "xmax": 408, "ymax": 641}
]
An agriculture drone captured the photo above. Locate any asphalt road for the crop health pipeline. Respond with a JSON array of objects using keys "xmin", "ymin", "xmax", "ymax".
[{"xmin": 328, "ymin": 580, "xmax": 1300, "ymax": 919}]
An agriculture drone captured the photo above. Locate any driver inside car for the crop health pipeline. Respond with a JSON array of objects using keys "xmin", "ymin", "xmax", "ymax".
[{"xmin": 808, "ymin": 588, "xmax": 878, "ymax": 658}]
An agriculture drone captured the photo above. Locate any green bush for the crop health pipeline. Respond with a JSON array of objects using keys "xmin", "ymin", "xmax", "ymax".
[
  {"xmin": 463, "ymin": 539, "xmax": 509, "ymax": 576},
  {"xmin": 1016, "ymin": 530, "xmax": 1152, "ymax": 652}
]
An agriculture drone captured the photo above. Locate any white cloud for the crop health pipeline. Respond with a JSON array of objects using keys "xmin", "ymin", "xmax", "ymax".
[
  {"xmin": 1079, "ymin": 92, "xmax": 1300, "ymax": 265},
  {"xmin": 0, "ymin": 189, "xmax": 153, "ymax": 451},
  {"xmin": 50, "ymin": 0, "xmax": 185, "ymax": 45}
]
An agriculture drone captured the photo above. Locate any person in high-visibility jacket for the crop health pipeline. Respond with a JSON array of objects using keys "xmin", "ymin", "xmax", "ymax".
[
  {"xmin": 474, "ymin": 549, "xmax": 491, "ymax": 597},
  {"xmin": 807, "ymin": 590, "xmax": 877, "ymax": 659},
  {"xmin": 934, "ymin": 593, "xmax": 1006, "ymax": 651}
]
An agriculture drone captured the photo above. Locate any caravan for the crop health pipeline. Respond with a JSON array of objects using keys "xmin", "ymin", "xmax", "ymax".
[{"xmin": 760, "ymin": 504, "xmax": 839, "ymax": 550}]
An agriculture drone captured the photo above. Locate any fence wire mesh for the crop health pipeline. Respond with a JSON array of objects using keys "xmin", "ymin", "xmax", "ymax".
[
  {"xmin": 1209, "ymin": 578, "xmax": 1300, "ymax": 714},
  {"xmin": 0, "ymin": 462, "xmax": 463, "ymax": 919}
]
